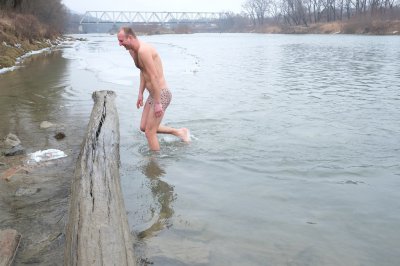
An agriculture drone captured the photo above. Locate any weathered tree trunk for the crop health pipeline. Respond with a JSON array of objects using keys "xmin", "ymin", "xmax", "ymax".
[
  {"xmin": 64, "ymin": 91, "xmax": 136, "ymax": 266},
  {"xmin": 0, "ymin": 229, "xmax": 21, "ymax": 266}
]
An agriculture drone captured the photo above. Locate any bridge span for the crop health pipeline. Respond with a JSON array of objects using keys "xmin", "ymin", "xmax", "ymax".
[{"xmin": 80, "ymin": 11, "xmax": 230, "ymax": 25}]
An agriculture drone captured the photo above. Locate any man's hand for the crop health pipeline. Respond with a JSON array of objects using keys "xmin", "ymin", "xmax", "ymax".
[
  {"xmin": 154, "ymin": 102, "xmax": 163, "ymax": 118},
  {"xmin": 136, "ymin": 94, "xmax": 143, "ymax": 109}
]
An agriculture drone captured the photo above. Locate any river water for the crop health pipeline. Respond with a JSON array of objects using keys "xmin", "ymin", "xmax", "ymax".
[{"xmin": 1, "ymin": 33, "xmax": 400, "ymax": 265}]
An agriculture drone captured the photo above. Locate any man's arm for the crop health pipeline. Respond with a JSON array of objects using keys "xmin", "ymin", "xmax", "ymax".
[
  {"xmin": 129, "ymin": 50, "xmax": 146, "ymax": 109},
  {"xmin": 137, "ymin": 72, "xmax": 145, "ymax": 108}
]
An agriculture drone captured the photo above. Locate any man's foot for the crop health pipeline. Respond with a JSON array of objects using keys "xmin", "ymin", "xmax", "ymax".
[{"xmin": 177, "ymin": 128, "xmax": 191, "ymax": 142}]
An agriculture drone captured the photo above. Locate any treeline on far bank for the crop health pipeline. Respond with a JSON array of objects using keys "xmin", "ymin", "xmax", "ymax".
[
  {"xmin": 0, "ymin": 0, "xmax": 67, "ymax": 68},
  {"xmin": 238, "ymin": 0, "xmax": 400, "ymax": 34}
]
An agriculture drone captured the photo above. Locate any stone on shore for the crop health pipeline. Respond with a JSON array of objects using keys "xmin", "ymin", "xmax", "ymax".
[
  {"xmin": 0, "ymin": 133, "xmax": 25, "ymax": 156},
  {"xmin": 40, "ymin": 121, "xmax": 56, "ymax": 129},
  {"xmin": 2, "ymin": 133, "xmax": 21, "ymax": 148},
  {"xmin": 54, "ymin": 131, "xmax": 66, "ymax": 140},
  {"xmin": 4, "ymin": 145, "xmax": 25, "ymax": 156},
  {"xmin": 15, "ymin": 187, "xmax": 41, "ymax": 197}
]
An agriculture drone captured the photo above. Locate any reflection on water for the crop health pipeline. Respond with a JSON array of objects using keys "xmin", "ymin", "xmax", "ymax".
[
  {"xmin": 0, "ymin": 50, "xmax": 85, "ymax": 265},
  {"xmin": 140, "ymin": 156, "xmax": 166, "ymax": 179},
  {"xmin": 137, "ymin": 157, "xmax": 175, "ymax": 239},
  {"xmin": 1, "ymin": 33, "xmax": 400, "ymax": 265},
  {"xmin": 0, "ymin": 50, "xmax": 85, "ymax": 152}
]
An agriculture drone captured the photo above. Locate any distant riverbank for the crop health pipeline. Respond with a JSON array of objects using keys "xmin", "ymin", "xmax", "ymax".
[
  {"xmin": 257, "ymin": 19, "xmax": 400, "ymax": 35},
  {"xmin": 1, "ymin": 10, "xmax": 399, "ymax": 71},
  {"xmin": 121, "ymin": 20, "xmax": 400, "ymax": 37}
]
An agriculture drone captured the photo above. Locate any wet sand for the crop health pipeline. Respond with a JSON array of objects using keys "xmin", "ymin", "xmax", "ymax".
[
  {"xmin": 0, "ymin": 153, "xmax": 76, "ymax": 265},
  {"xmin": 0, "ymin": 50, "xmax": 86, "ymax": 265},
  {"xmin": 0, "ymin": 124, "xmax": 84, "ymax": 265}
]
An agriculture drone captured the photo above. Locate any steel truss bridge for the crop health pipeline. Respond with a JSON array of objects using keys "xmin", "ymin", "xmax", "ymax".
[{"xmin": 80, "ymin": 11, "xmax": 230, "ymax": 25}]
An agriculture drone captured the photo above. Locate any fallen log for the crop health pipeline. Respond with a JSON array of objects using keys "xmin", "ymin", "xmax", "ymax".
[
  {"xmin": 0, "ymin": 229, "xmax": 21, "ymax": 266},
  {"xmin": 64, "ymin": 91, "xmax": 136, "ymax": 266}
]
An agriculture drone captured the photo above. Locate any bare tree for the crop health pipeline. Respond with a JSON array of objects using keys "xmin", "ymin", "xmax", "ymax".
[
  {"xmin": 255, "ymin": 0, "xmax": 271, "ymax": 24},
  {"xmin": 0, "ymin": 0, "xmax": 22, "ymax": 9},
  {"xmin": 314, "ymin": 0, "xmax": 324, "ymax": 22},
  {"xmin": 243, "ymin": 0, "xmax": 271, "ymax": 25},
  {"xmin": 243, "ymin": 0, "xmax": 258, "ymax": 25},
  {"xmin": 1, "ymin": 0, "xmax": 67, "ymax": 33},
  {"xmin": 240, "ymin": 0, "xmax": 400, "ymax": 27},
  {"xmin": 22, "ymin": 0, "xmax": 66, "ymax": 33},
  {"xmin": 270, "ymin": 0, "xmax": 284, "ymax": 22},
  {"xmin": 283, "ymin": 0, "xmax": 309, "ymax": 25}
]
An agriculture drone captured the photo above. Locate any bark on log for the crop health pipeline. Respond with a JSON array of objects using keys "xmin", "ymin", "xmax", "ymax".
[
  {"xmin": 64, "ymin": 91, "xmax": 136, "ymax": 266},
  {"xmin": 0, "ymin": 229, "xmax": 21, "ymax": 266}
]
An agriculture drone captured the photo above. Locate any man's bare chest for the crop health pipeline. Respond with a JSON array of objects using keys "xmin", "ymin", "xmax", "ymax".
[{"xmin": 132, "ymin": 52, "xmax": 143, "ymax": 70}]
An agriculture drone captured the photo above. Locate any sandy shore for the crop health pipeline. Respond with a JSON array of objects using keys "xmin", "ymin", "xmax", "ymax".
[
  {"xmin": 0, "ymin": 118, "xmax": 86, "ymax": 265},
  {"xmin": 0, "ymin": 139, "xmax": 82, "ymax": 265}
]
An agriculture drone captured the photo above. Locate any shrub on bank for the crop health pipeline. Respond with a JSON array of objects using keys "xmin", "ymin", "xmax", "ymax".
[
  {"xmin": 256, "ymin": 18, "xmax": 400, "ymax": 35},
  {"xmin": 0, "ymin": 11, "xmax": 60, "ymax": 68},
  {"xmin": 341, "ymin": 16, "xmax": 400, "ymax": 34}
]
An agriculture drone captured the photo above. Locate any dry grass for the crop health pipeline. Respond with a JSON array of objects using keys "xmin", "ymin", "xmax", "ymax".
[
  {"xmin": 0, "ymin": 11, "xmax": 60, "ymax": 68},
  {"xmin": 317, "ymin": 22, "xmax": 342, "ymax": 33},
  {"xmin": 339, "ymin": 18, "xmax": 400, "ymax": 34},
  {"xmin": 258, "ymin": 25, "xmax": 282, "ymax": 33},
  {"xmin": 257, "ymin": 19, "xmax": 400, "ymax": 35}
]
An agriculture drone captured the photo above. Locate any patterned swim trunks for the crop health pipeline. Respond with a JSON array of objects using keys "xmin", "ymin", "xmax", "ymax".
[{"xmin": 146, "ymin": 88, "xmax": 172, "ymax": 111}]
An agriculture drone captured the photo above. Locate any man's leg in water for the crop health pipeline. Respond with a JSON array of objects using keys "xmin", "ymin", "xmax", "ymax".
[
  {"xmin": 140, "ymin": 101, "xmax": 151, "ymax": 132},
  {"xmin": 144, "ymin": 113, "xmax": 190, "ymax": 150},
  {"xmin": 141, "ymin": 101, "xmax": 190, "ymax": 150},
  {"xmin": 144, "ymin": 104, "xmax": 164, "ymax": 151},
  {"xmin": 157, "ymin": 125, "xmax": 190, "ymax": 142}
]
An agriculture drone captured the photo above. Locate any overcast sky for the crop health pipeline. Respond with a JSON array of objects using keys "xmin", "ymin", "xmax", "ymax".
[{"xmin": 62, "ymin": 0, "xmax": 245, "ymax": 14}]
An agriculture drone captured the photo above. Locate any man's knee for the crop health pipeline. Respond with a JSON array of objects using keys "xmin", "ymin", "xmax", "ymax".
[{"xmin": 144, "ymin": 128, "xmax": 156, "ymax": 139}]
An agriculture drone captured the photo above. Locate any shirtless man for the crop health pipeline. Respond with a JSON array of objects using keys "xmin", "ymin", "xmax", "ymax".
[{"xmin": 117, "ymin": 27, "xmax": 190, "ymax": 151}]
